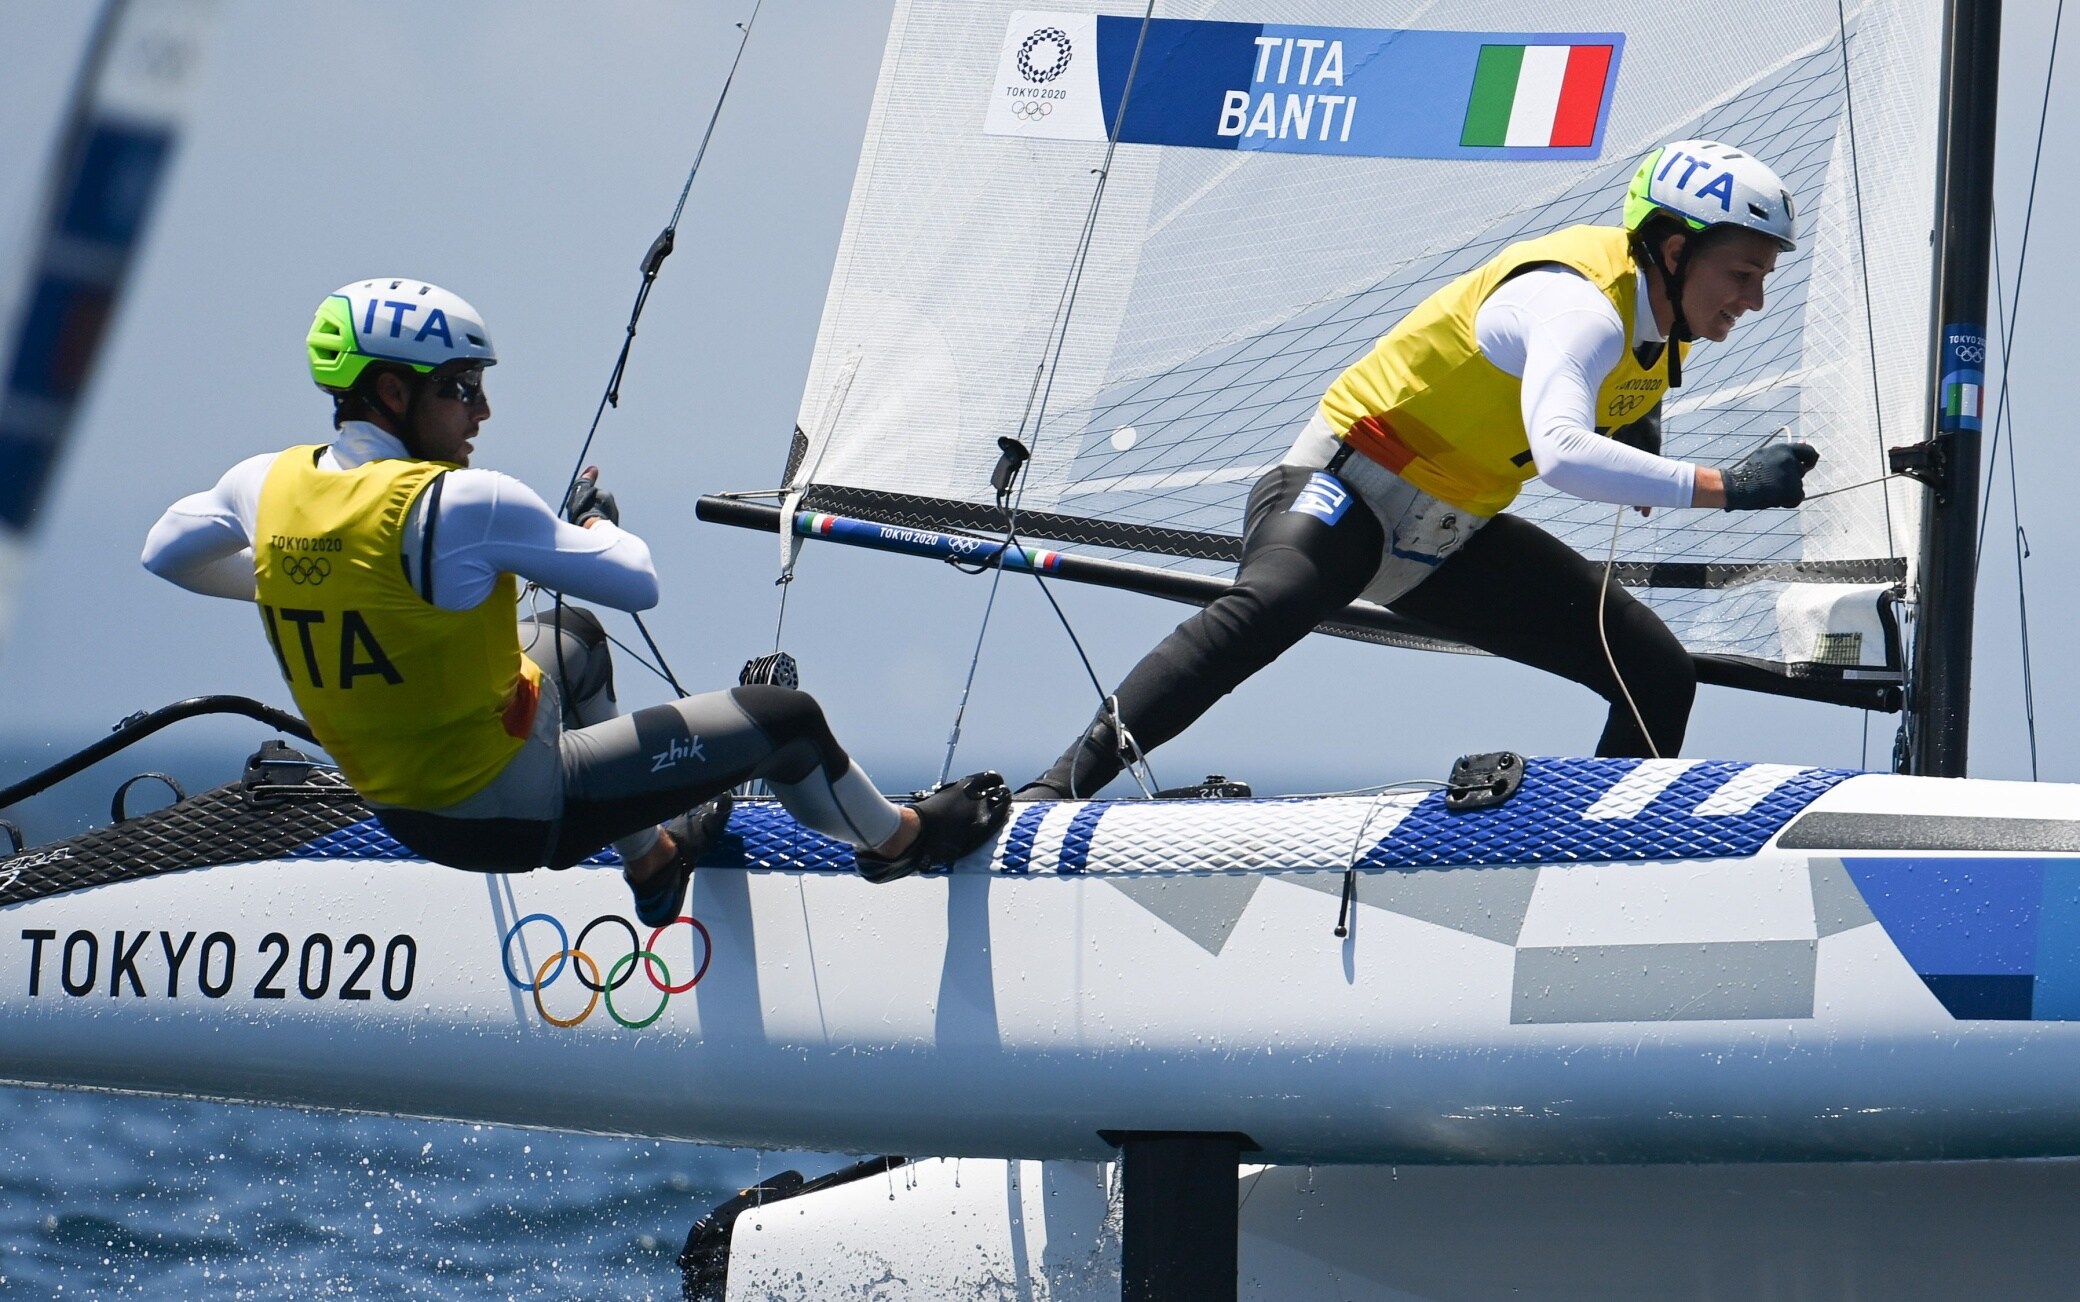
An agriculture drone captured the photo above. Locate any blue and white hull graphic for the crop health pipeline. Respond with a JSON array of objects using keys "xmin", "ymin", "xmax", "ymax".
[{"xmin": 4, "ymin": 755, "xmax": 2080, "ymax": 1164}]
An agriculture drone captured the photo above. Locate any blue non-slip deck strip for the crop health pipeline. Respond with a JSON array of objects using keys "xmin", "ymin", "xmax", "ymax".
[
  {"xmin": 1058, "ymin": 803, "xmax": 1110, "ymax": 875},
  {"xmin": 1001, "ymin": 803, "xmax": 1051, "ymax": 875}
]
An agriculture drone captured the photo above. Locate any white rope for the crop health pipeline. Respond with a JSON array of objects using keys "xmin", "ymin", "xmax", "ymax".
[{"xmin": 1597, "ymin": 507, "xmax": 1660, "ymax": 760}]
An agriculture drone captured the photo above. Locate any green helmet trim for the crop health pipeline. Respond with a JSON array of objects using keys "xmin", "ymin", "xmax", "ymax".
[
  {"xmin": 1622, "ymin": 141, "xmax": 1796, "ymax": 251},
  {"xmin": 307, "ymin": 293, "xmax": 446, "ymax": 393},
  {"xmin": 1623, "ymin": 147, "xmax": 1707, "ymax": 235}
]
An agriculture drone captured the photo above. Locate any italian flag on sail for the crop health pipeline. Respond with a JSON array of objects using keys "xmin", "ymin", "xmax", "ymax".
[{"xmin": 1461, "ymin": 44, "xmax": 1614, "ymax": 149}]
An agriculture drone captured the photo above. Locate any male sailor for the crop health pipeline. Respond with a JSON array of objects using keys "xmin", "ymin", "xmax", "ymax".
[
  {"xmin": 1022, "ymin": 141, "xmax": 1819, "ymax": 798},
  {"xmin": 144, "ymin": 278, "xmax": 1009, "ymax": 921}
]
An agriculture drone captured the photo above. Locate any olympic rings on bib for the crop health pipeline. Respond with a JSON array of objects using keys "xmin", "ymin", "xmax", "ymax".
[
  {"xmin": 501, "ymin": 911, "xmax": 712, "ymax": 1027},
  {"xmin": 279, "ymin": 555, "xmax": 333, "ymax": 585}
]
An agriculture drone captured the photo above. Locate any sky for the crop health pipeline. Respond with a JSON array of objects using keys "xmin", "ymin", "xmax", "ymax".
[{"xmin": 0, "ymin": 0, "xmax": 2074, "ymax": 803}]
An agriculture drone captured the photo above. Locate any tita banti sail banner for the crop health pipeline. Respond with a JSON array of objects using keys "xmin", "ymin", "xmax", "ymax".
[
  {"xmin": 982, "ymin": 13, "xmax": 1622, "ymax": 159},
  {"xmin": 789, "ymin": 0, "xmax": 1941, "ymax": 702}
]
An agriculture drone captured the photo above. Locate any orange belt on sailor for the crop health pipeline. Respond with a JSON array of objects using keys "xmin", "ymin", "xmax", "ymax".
[{"xmin": 1335, "ymin": 414, "xmax": 1418, "ymax": 477}]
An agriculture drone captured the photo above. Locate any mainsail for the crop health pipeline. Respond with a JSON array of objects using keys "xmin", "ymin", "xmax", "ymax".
[{"xmin": 772, "ymin": 0, "xmax": 1939, "ymax": 708}]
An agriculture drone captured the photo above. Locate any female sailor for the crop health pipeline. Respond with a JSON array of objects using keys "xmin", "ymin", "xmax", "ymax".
[
  {"xmin": 1022, "ymin": 141, "xmax": 1818, "ymax": 798},
  {"xmin": 144, "ymin": 279, "xmax": 1009, "ymax": 922}
]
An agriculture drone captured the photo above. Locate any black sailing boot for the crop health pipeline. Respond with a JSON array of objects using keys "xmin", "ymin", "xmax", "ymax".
[
  {"xmin": 627, "ymin": 793, "xmax": 734, "ymax": 928},
  {"xmin": 855, "ymin": 771, "xmax": 1013, "ymax": 884},
  {"xmin": 1015, "ymin": 709, "xmax": 1131, "ymax": 800}
]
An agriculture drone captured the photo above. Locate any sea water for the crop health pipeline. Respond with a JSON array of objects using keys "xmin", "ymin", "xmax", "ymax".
[
  {"xmin": 0, "ymin": 1088, "xmax": 802, "ymax": 1298},
  {"xmin": 0, "ymin": 739, "xmax": 841, "ymax": 1298}
]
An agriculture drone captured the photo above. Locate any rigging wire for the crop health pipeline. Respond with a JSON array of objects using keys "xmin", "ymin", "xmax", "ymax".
[
  {"xmin": 1987, "ymin": 244, "xmax": 2044, "ymax": 777},
  {"xmin": 1801, "ymin": 472, "xmax": 1906, "ymax": 502},
  {"xmin": 1836, "ymin": 0, "xmax": 1911, "ymax": 774},
  {"xmin": 2010, "ymin": 500, "xmax": 2042, "ymax": 777},
  {"xmin": 1836, "ymin": 0, "xmax": 1900, "ymax": 562},
  {"xmin": 914, "ymin": 4, "xmax": 1925, "ymax": 786},
  {"xmin": 940, "ymin": 527, "xmax": 1159, "ymax": 795},
  {"xmin": 1976, "ymin": 0, "xmax": 2059, "ymax": 567},
  {"xmin": 1970, "ymin": 0, "xmax": 2059, "ymax": 777},
  {"xmin": 1006, "ymin": 5, "xmax": 1160, "ymax": 491},
  {"xmin": 771, "ymin": 566, "xmax": 793, "ymax": 656},
  {"xmin": 936, "ymin": 4, "xmax": 1161, "ymax": 789},
  {"xmin": 539, "ymin": 0, "xmax": 767, "ymax": 701}
]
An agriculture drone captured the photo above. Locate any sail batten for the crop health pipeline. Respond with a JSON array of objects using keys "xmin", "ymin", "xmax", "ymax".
[{"xmin": 787, "ymin": 0, "xmax": 1939, "ymax": 696}]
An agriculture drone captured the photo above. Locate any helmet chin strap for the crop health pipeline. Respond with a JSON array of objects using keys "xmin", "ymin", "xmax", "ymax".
[{"xmin": 1649, "ymin": 235, "xmax": 1697, "ymax": 390}]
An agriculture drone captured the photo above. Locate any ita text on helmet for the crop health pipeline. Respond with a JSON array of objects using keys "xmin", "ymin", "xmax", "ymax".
[
  {"xmin": 1623, "ymin": 141, "xmax": 1796, "ymax": 252},
  {"xmin": 307, "ymin": 279, "xmax": 497, "ymax": 394}
]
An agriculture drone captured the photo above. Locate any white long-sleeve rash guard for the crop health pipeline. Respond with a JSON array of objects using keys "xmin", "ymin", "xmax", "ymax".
[
  {"xmin": 141, "ymin": 422, "xmax": 660, "ymax": 612},
  {"xmin": 1473, "ymin": 265, "xmax": 1697, "ymax": 510}
]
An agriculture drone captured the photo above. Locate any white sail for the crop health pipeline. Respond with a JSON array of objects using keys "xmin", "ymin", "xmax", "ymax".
[{"xmin": 785, "ymin": 0, "xmax": 1937, "ymax": 701}]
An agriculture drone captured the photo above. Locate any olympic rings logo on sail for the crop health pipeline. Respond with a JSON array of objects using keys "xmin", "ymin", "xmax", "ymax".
[
  {"xmin": 1017, "ymin": 28, "xmax": 1073, "ymax": 83},
  {"xmin": 280, "ymin": 556, "xmax": 333, "ymax": 585},
  {"xmin": 500, "ymin": 912, "xmax": 713, "ymax": 1029},
  {"xmin": 1012, "ymin": 101, "xmax": 1054, "ymax": 121}
]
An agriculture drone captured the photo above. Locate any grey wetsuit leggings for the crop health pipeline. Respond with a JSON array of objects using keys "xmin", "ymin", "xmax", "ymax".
[{"xmin": 371, "ymin": 607, "xmax": 904, "ymax": 871}]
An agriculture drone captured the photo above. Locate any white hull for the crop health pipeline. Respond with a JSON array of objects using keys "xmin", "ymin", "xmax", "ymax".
[
  {"xmin": 721, "ymin": 1154, "xmax": 2080, "ymax": 1300},
  {"xmin": 5, "ymin": 756, "xmax": 2080, "ymax": 1164}
]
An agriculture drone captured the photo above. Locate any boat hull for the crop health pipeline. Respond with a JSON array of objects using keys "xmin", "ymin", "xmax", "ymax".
[
  {"xmin": 718, "ymin": 1155, "xmax": 2080, "ymax": 1300},
  {"xmin": 5, "ymin": 756, "xmax": 2080, "ymax": 1164}
]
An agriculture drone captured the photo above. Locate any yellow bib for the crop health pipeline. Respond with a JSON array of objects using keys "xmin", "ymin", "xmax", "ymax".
[
  {"xmin": 253, "ymin": 446, "xmax": 540, "ymax": 807},
  {"xmin": 1318, "ymin": 225, "xmax": 1683, "ymax": 515}
]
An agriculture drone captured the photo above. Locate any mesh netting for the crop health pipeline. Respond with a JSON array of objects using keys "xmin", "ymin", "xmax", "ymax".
[{"xmin": 791, "ymin": 0, "xmax": 1938, "ymax": 684}]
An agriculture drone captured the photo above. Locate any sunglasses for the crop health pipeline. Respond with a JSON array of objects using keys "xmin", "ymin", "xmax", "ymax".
[{"xmin": 433, "ymin": 372, "xmax": 487, "ymax": 405}]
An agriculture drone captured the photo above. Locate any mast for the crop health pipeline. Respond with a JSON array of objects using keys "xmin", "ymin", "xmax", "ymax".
[{"xmin": 1903, "ymin": 0, "xmax": 2003, "ymax": 775}]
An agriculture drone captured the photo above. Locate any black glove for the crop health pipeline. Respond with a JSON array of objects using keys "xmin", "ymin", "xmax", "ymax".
[
  {"xmin": 562, "ymin": 466, "xmax": 620, "ymax": 527},
  {"xmin": 1609, "ymin": 406, "xmax": 1662, "ymax": 457},
  {"xmin": 1722, "ymin": 441, "xmax": 1820, "ymax": 511}
]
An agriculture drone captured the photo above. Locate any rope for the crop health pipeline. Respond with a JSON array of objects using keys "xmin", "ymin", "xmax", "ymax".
[
  {"xmin": 938, "ymin": 4, "xmax": 1160, "ymax": 790},
  {"xmin": 1005, "ymin": 4, "xmax": 1160, "ymax": 494},
  {"xmin": 937, "ymin": 550, "xmax": 1012, "ymax": 785},
  {"xmin": 547, "ymin": 0, "xmax": 767, "ymax": 700},
  {"xmin": 1596, "ymin": 507, "xmax": 1660, "ymax": 760},
  {"xmin": 935, "ymin": 528, "xmax": 1156, "ymax": 797}
]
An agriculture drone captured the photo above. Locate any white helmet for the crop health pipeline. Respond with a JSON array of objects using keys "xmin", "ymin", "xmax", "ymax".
[
  {"xmin": 307, "ymin": 278, "xmax": 496, "ymax": 392},
  {"xmin": 1624, "ymin": 140, "xmax": 1796, "ymax": 252}
]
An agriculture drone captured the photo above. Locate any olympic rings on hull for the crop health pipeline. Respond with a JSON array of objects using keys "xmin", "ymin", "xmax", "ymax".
[{"xmin": 500, "ymin": 912, "xmax": 713, "ymax": 1029}]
